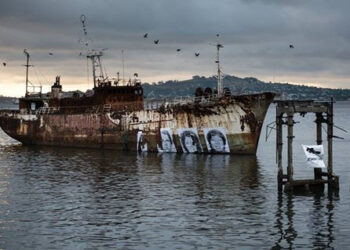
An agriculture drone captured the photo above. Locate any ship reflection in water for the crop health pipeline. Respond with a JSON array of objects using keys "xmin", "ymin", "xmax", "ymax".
[{"xmin": 0, "ymin": 138, "xmax": 346, "ymax": 249}]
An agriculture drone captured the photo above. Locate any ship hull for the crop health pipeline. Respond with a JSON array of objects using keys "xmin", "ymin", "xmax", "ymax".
[{"xmin": 0, "ymin": 93, "xmax": 274, "ymax": 154}]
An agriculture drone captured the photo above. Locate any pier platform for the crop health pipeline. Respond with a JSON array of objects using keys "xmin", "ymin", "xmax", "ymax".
[{"xmin": 275, "ymin": 99, "xmax": 339, "ymax": 192}]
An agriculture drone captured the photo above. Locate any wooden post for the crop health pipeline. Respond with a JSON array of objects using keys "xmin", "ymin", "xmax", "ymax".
[
  {"xmin": 287, "ymin": 107, "xmax": 294, "ymax": 183},
  {"xmin": 275, "ymin": 100, "xmax": 338, "ymax": 193},
  {"xmin": 327, "ymin": 99, "xmax": 334, "ymax": 183},
  {"xmin": 276, "ymin": 112, "xmax": 283, "ymax": 191},
  {"xmin": 314, "ymin": 113, "xmax": 323, "ymax": 180}
]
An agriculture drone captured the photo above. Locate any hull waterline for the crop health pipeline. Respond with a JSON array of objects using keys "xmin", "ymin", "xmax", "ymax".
[{"xmin": 0, "ymin": 92, "xmax": 274, "ymax": 155}]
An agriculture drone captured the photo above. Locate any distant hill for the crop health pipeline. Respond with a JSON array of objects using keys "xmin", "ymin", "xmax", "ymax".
[
  {"xmin": 142, "ymin": 75, "xmax": 350, "ymax": 101},
  {"xmin": 1, "ymin": 75, "xmax": 350, "ymax": 103}
]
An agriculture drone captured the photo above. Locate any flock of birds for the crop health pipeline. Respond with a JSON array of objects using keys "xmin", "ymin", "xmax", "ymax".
[
  {"xmin": 142, "ymin": 32, "xmax": 295, "ymax": 59},
  {"xmin": 2, "ymin": 52, "xmax": 55, "ymax": 67},
  {"xmin": 1, "ymin": 33, "xmax": 295, "ymax": 67},
  {"xmin": 143, "ymin": 32, "xmax": 201, "ymax": 57}
]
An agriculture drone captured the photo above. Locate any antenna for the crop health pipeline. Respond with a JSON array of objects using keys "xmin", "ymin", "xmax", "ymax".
[
  {"xmin": 122, "ymin": 49, "xmax": 125, "ymax": 85},
  {"xmin": 216, "ymin": 42, "xmax": 224, "ymax": 97},
  {"xmin": 211, "ymin": 34, "xmax": 224, "ymax": 97},
  {"xmin": 23, "ymin": 49, "xmax": 32, "ymax": 97},
  {"xmin": 79, "ymin": 15, "xmax": 107, "ymax": 88}
]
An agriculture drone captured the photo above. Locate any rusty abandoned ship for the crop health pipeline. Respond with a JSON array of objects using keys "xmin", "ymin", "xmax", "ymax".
[{"xmin": 0, "ymin": 20, "xmax": 274, "ymax": 154}]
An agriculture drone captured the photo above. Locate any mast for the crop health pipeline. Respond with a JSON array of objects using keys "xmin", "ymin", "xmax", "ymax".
[
  {"xmin": 23, "ymin": 49, "xmax": 31, "ymax": 97},
  {"xmin": 215, "ymin": 43, "xmax": 224, "ymax": 97},
  {"xmin": 122, "ymin": 49, "xmax": 125, "ymax": 85},
  {"xmin": 79, "ymin": 15, "xmax": 106, "ymax": 88},
  {"xmin": 87, "ymin": 50, "xmax": 104, "ymax": 88}
]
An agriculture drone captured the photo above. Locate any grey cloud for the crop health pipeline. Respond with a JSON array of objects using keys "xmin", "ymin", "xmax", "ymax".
[{"xmin": 0, "ymin": 0, "xmax": 350, "ymax": 96}]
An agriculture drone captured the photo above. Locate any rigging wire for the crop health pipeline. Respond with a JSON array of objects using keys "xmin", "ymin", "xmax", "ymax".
[
  {"xmin": 265, "ymin": 121, "xmax": 276, "ymax": 142},
  {"xmin": 322, "ymin": 124, "xmax": 346, "ymax": 140},
  {"xmin": 28, "ymin": 55, "xmax": 49, "ymax": 87},
  {"xmin": 79, "ymin": 14, "xmax": 94, "ymax": 90},
  {"xmin": 103, "ymin": 65, "xmax": 109, "ymax": 80}
]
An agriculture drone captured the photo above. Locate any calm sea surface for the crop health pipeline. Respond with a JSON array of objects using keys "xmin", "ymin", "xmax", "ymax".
[{"xmin": 1, "ymin": 102, "xmax": 350, "ymax": 249}]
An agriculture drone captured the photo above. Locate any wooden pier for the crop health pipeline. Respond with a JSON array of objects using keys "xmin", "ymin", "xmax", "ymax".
[{"xmin": 275, "ymin": 99, "xmax": 339, "ymax": 192}]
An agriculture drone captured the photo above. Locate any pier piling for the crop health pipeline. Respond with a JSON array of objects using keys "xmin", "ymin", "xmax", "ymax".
[{"xmin": 275, "ymin": 99, "xmax": 339, "ymax": 192}]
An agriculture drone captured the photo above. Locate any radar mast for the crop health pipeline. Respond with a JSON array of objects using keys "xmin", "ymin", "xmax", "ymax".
[
  {"xmin": 79, "ymin": 15, "xmax": 105, "ymax": 88},
  {"xmin": 215, "ymin": 35, "xmax": 224, "ymax": 97},
  {"xmin": 23, "ymin": 49, "xmax": 31, "ymax": 97}
]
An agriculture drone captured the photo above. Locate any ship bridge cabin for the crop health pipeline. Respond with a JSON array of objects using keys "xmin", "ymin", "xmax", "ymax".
[
  {"xmin": 18, "ymin": 49, "xmax": 144, "ymax": 114},
  {"xmin": 19, "ymin": 76, "xmax": 144, "ymax": 114},
  {"xmin": 19, "ymin": 84, "xmax": 48, "ymax": 114}
]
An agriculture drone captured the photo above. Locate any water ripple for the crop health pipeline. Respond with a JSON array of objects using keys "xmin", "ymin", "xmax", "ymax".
[{"xmin": 1, "ymin": 103, "xmax": 350, "ymax": 249}]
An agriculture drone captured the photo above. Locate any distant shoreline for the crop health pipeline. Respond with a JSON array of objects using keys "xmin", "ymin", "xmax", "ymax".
[{"xmin": 1, "ymin": 75, "xmax": 350, "ymax": 101}]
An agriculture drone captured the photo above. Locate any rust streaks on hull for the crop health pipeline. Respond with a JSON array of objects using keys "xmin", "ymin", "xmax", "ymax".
[{"xmin": 0, "ymin": 92, "xmax": 274, "ymax": 155}]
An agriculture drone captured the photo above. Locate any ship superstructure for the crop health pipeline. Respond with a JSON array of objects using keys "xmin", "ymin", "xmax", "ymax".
[{"xmin": 0, "ymin": 17, "xmax": 274, "ymax": 154}]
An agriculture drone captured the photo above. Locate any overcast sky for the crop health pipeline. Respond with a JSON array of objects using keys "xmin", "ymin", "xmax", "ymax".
[{"xmin": 0, "ymin": 0, "xmax": 349, "ymax": 96}]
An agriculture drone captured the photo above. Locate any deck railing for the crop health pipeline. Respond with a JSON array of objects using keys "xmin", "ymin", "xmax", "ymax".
[
  {"xmin": 3, "ymin": 94, "xmax": 229, "ymax": 116},
  {"xmin": 143, "ymin": 94, "xmax": 222, "ymax": 110}
]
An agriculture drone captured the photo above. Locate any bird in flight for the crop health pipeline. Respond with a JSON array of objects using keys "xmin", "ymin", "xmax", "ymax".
[
  {"xmin": 2, "ymin": 62, "xmax": 6, "ymax": 66},
  {"xmin": 154, "ymin": 40, "xmax": 159, "ymax": 44},
  {"xmin": 176, "ymin": 49, "xmax": 181, "ymax": 52},
  {"xmin": 289, "ymin": 45, "xmax": 294, "ymax": 49},
  {"xmin": 143, "ymin": 33, "xmax": 148, "ymax": 38},
  {"xmin": 195, "ymin": 53, "xmax": 200, "ymax": 57}
]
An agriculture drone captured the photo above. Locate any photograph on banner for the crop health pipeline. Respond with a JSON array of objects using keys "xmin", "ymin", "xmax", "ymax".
[
  {"xmin": 203, "ymin": 127, "xmax": 230, "ymax": 153},
  {"xmin": 158, "ymin": 128, "xmax": 177, "ymax": 153},
  {"xmin": 137, "ymin": 130, "xmax": 148, "ymax": 152},
  {"xmin": 302, "ymin": 144, "xmax": 326, "ymax": 168},
  {"xmin": 177, "ymin": 128, "xmax": 203, "ymax": 153}
]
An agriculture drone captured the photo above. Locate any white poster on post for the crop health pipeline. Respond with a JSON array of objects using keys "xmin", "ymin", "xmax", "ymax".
[
  {"xmin": 177, "ymin": 128, "xmax": 203, "ymax": 153},
  {"xmin": 302, "ymin": 144, "xmax": 326, "ymax": 168},
  {"xmin": 203, "ymin": 127, "xmax": 230, "ymax": 153}
]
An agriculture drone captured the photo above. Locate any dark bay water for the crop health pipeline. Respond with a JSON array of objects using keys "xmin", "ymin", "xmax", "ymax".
[{"xmin": 1, "ymin": 102, "xmax": 350, "ymax": 249}]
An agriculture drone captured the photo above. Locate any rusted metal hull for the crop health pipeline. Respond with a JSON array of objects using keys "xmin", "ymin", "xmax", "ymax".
[{"xmin": 0, "ymin": 92, "xmax": 274, "ymax": 154}]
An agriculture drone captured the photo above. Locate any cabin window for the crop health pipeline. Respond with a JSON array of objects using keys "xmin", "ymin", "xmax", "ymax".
[{"xmin": 31, "ymin": 102, "xmax": 36, "ymax": 111}]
